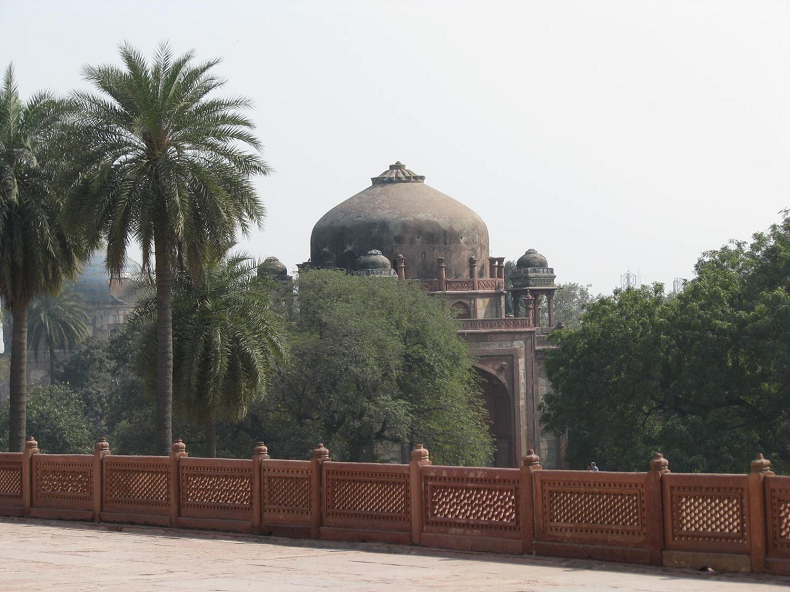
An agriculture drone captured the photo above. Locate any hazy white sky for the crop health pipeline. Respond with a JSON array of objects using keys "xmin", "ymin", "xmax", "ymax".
[{"xmin": 3, "ymin": 0, "xmax": 789, "ymax": 294}]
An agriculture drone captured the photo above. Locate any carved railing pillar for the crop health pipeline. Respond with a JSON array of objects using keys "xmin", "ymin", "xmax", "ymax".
[
  {"xmin": 749, "ymin": 453, "xmax": 773, "ymax": 573},
  {"xmin": 252, "ymin": 442, "xmax": 269, "ymax": 534},
  {"xmin": 468, "ymin": 256, "xmax": 478, "ymax": 290},
  {"xmin": 93, "ymin": 437, "xmax": 110, "ymax": 522},
  {"xmin": 524, "ymin": 292, "xmax": 534, "ymax": 327},
  {"xmin": 410, "ymin": 444, "xmax": 431, "ymax": 545},
  {"xmin": 520, "ymin": 449, "xmax": 541, "ymax": 555},
  {"xmin": 395, "ymin": 254, "xmax": 406, "ymax": 280},
  {"xmin": 22, "ymin": 436, "xmax": 39, "ymax": 517},
  {"xmin": 311, "ymin": 443, "xmax": 330, "ymax": 538},
  {"xmin": 437, "ymin": 257, "xmax": 446, "ymax": 291},
  {"xmin": 169, "ymin": 439, "xmax": 188, "ymax": 527},
  {"xmin": 496, "ymin": 257, "xmax": 505, "ymax": 281},
  {"xmin": 646, "ymin": 453, "xmax": 669, "ymax": 565}
]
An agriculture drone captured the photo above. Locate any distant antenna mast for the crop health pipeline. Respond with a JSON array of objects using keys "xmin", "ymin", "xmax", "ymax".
[{"xmin": 621, "ymin": 269, "xmax": 639, "ymax": 290}]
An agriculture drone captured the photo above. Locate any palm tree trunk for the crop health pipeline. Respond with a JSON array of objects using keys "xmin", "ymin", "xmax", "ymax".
[
  {"xmin": 154, "ymin": 244, "xmax": 174, "ymax": 456},
  {"xmin": 48, "ymin": 337, "xmax": 56, "ymax": 385},
  {"xmin": 204, "ymin": 417, "xmax": 217, "ymax": 458},
  {"xmin": 9, "ymin": 302, "xmax": 28, "ymax": 452}
]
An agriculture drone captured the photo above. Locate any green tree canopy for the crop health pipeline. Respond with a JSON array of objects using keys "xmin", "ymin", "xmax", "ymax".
[
  {"xmin": 28, "ymin": 290, "xmax": 88, "ymax": 384},
  {"xmin": 62, "ymin": 43, "xmax": 270, "ymax": 454},
  {"xmin": 0, "ymin": 64, "xmax": 85, "ymax": 451},
  {"xmin": 548, "ymin": 282, "xmax": 597, "ymax": 329},
  {"xmin": 258, "ymin": 270, "xmax": 494, "ymax": 465},
  {"xmin": 0, "ymin": 385, "xmax": 93, "ymax": 454},
  {"xmin": 134, "ymin": 253, "xmax": 285, "ymax": 457},
  {"xmin": 544, "ymin": 213, "xmax": 790, "ymax": 473}
]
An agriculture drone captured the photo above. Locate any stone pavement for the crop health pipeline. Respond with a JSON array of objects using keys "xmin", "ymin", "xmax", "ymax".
[{"xmin": 1, "ymin": 519, "xmax": 789, "ymax": 591}]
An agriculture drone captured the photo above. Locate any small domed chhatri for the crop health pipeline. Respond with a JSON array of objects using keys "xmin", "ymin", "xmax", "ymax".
[
  {"xmin": 310, "ymin": 161, "xmax": 489, "ymax": 280},
  {"xmin": 257, "ymin": 257, "xmax": 290, "ymax": 280},
  {"xmin": 511, "ymin": 248, "xmax": 556, "ymax": 291},
  {"xmin": 354, "ymin": 250, "xmax": 396, "ymax": 277},
  {"xmin": 510, "ymin": 247, "xmax": 557, "ymax": 327},
  {"xmin": 516, "ymin": 249, "xmax": 549, "ymax": 269}
]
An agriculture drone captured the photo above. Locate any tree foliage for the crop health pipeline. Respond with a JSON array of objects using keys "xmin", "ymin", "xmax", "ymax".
[
  {"xmin": 547, "ymin": 282, "xmax": 597, "ymax": 329},
  {"xmin": 62, "ymin": 43, "xmax": 270, "ymax": 454},
  {"xmin": 0, "ymin": 385, "xmax": 93, "ymax": 454},
  {"xmin": 60, "ymin": 337, "xmax": 115, "ymax": 435},
  {"xmin": 0, "ymin": 357, "xmax": 8, "ymax": 388},
  {"xmin": 257, "ymin": 270, "xmax": 494, "ymax": 465},
  {"xmin": 134, "ymin": 253, "xmax": 285, "ymax": 456},
  {"xmin": 0, "ymin": 64, "xmax": 85, "ymax": 450},
  {"xmin": 544, "ymin": 213, "xmax": 790, "ymax": 473},
  {"xmin": 28, "ymin": 290, "xmax": 89, "ymax": 383}
]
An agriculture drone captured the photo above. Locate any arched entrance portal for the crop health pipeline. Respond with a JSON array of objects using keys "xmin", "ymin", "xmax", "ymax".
[{"xmin": 474, "ymin": 367, "xmax": 515, "ymax": 467}]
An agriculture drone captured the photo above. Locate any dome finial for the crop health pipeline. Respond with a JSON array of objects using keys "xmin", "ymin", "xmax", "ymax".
[{"xmin": 372, "ymin": 162, "xmax": 425, "ymax": 185}]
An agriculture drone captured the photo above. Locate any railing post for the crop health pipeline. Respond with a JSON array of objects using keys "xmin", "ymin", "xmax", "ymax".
[
  {"xmin": 22, "ymin": 436, "xmax": 39, "ymax": 517},
  {"xmin": 748, "ymin": 453, "xmax": 772, "ymax": 573},
  {"xmin": 252, "ymin": 442, "xmax": 269, "ymax": 535},
  {"xmin": 520, "ymin": 449, "xmax": 541, "ymax": 555},
  {"xmin": 395, "ymin": 255, "xmax": 406, "ymax": 281},
  {"xmin": 311, "ymin": 443, "xmax": 329, "ymax": 539},
  {"xmin": 468, "ymin": 256, "xmax": 478, "ymax": 290},
  {"xmin": 496, "ymin": 257, "xmax": 505, "ymax": 281},
  {"xmin": 409, "ymin": 444, "xmax": 431, "ymax": 545},
  {"xmin": 93, "ymin": 437, "xmax": 110, "ymax": 522},
  {"xmin": 170, "ymin": 440, "xmax": 188, "ymax": 528},
  {"xmin": 647, "ymin": 453, "xmax": 669, "ymax": 566},
  {"xmin": 437, "ymin": 257, "xmax": 447, "ymax": 292}
]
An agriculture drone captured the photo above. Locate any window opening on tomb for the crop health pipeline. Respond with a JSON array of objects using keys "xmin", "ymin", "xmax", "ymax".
[{"xmin": 451, "ymin": 301, "xmax": 471, "ymax": 319}]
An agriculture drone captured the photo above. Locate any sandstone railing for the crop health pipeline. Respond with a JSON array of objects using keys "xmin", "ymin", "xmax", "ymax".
[
  {"xmin": 459, "ymin": 317, "xmax": 533, "ymax": 332},
  {"xmin": 0, "ymin": 452, "xmax": 23, "ymax": 517},
  {"xmin": 532, "ymin": 468, "xmax": 661, "ymax": 564},
  {"xmin": 415, "ymin": 278, "xmax": 505, "ymax": 292},
  {"xmin": 765, "ymin": 474, "xmax": 790, "ymax": 575},
  {"xmin": 321, "ymin": 460, "xmax": 411, "ymax": 544},
  {"xmin": 420, "ymin": 465, "xmax": 523, "ymax": 553},
  {"xmin": 1, "ymin": 438, "xmax": 788, "ymax": 576},
  {"xmin": 101, "ymin": 454, "xmax": 172, "ymax": 526}
]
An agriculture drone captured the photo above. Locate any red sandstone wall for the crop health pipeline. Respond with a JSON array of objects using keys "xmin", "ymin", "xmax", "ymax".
[{"xmin": 1, "ymin": 439, "xmax": 788, "ymax": 576}]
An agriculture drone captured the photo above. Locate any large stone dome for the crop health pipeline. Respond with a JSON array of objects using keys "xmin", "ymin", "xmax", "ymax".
[{"xmin": 310, "ymin": 162, "xmax": 490, "ymax": 279}]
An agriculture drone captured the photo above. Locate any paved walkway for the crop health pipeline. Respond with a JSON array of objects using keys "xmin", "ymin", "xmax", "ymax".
[{"xmin": 1, "ymin": 519, "xmax": 788, "ymax": 591}]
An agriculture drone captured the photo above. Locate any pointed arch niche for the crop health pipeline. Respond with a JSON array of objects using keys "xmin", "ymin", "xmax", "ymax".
[{"xmin": 474, "ymin": 366, "xmax": 515, "ymax": 467}]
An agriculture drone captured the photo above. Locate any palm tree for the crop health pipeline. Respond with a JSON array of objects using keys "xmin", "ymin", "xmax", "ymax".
[
  {"xmin": 0, "ymin": 65, "xmax": 85, "ymax": 451},
  {"xmin": 134, "ymin": 253, "xmax": 285, "ymax": 457},
  {"xmin": 28, "ymin": 291, "xmax": 89, "ymax": 384},
  {"xmin": 63, "ymin": 43, "xmax": 270, "ymax": 454}
]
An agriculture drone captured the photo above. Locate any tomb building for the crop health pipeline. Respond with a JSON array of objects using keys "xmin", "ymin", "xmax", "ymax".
[{"xmin": 308, "ymin": 162, "xmax": 563, "ymax": 467}]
